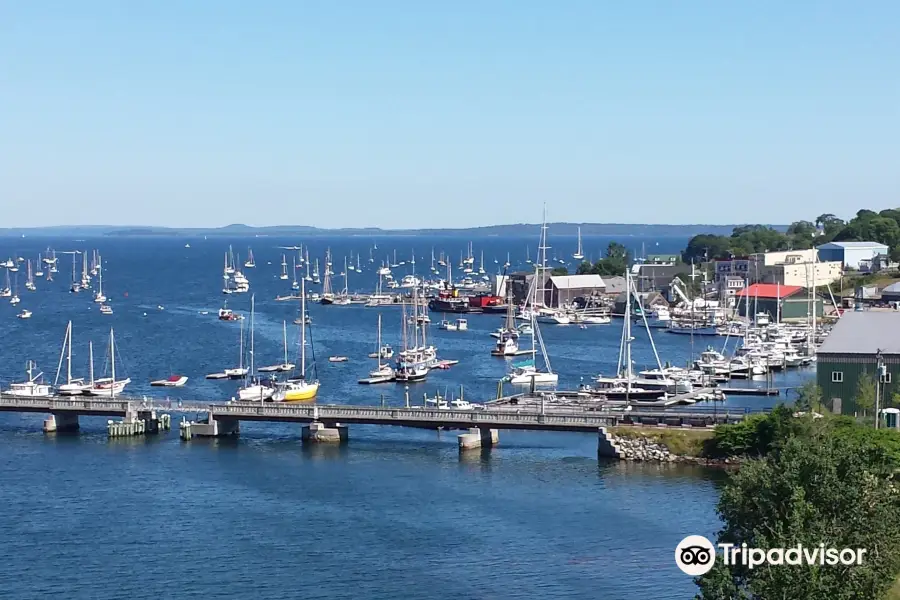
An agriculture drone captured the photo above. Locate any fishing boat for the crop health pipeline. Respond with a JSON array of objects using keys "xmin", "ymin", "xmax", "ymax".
[
  {"xmin": 273, "ymin": 277, "xmax": 320, "ymax": 402},
  {"xmin": 150, "ymin": 375, "xmax": 188, "ymax": 387},
  {"xmin": 4, "ymin": 361, "xmax": 52, "ymax": 398},
  {"xmin": 223, "ymin": 316, "xmax": 249, "ymax": 379},
  {"xmin": 440, "ymin": 318, "xmax": 468, "ymax": 331},
  {"xmin": 54, "ymin": 321, "xmax": 89, "ymax": 395},
  {"xmin": 17, "ymin": 309, "xmax": 32, "ymax": 319},
  {"xmin": 258, "ymin": 321, "xmax": 296, "ymax": 372},
  {"xmin": 238, "ymin": 295, "xmax": 275, "ymax": 401},
  {"xmin": 87, "ymin": 329, "xmax": 131, "ymax": 396},
  {"xmin": 573, "ymin": 226, "xmax": 584, "ymax": 260}
]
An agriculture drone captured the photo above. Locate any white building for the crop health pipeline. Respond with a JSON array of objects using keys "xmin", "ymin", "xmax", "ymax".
[
  {"xmin": 817, "ymin": 241, "xmax": 890, "ymax": 270},
  {"xmin": 714, "ymin": 248, "xmax": 841, "ymax": 288}
]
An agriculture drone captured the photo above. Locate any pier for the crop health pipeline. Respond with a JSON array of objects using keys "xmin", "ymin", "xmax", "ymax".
[{"xmin": 0, "ymin": 395, "xmax": 756, "ymax": 452}]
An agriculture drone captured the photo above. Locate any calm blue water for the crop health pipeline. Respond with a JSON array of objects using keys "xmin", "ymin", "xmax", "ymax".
[{"xmin": 0, "ymin": 234, "xmax": 809, "ymax": 599}]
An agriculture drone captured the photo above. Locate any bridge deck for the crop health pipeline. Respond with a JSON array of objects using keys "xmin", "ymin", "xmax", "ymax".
[{"xmin": 0, "ymin": 396, "xmax": 751, "ymax": 431}]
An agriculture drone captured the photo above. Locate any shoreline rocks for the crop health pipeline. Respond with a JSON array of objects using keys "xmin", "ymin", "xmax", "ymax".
[{"xmin": 599, "ymin": 427, "xmax": 740, "ymax": 467}]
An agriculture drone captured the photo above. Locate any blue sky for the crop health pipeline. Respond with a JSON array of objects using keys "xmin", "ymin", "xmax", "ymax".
[{"xmin": 1, "ymin": 1, "xmax": 897, "ymax": 228}]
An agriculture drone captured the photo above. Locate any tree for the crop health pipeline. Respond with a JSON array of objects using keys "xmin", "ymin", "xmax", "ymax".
[
  {"xmin": 683, "ymin": 234, "xmax": 731, "ymax": 263},
  {"xmin": 550, "ymin": 266, "xmax": 568, "ymax": 276},
  {"xmin": 696, "ymin": 433, "xmax": 900, "ymax": 600},
  {"xmin": 577, "ymin": 241, "xmax": 629, "ymax": 277},
  {"xmin": 856, "ymin": 371, "xmax": 876, "ymax": 419},
  {"xmin": 794, "ymin": 381, "xmax": 824, "ymax": 413}
]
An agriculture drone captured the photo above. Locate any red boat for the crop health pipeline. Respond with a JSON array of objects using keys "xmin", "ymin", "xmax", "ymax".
[{"xmin": 468, "ymin": 294, "xmax": 507, "ymax": 313}]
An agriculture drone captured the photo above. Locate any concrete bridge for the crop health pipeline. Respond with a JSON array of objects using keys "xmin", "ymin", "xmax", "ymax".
[{"xmin": 0, "ymin": 395, "xmax": 754, "ymax": 451}]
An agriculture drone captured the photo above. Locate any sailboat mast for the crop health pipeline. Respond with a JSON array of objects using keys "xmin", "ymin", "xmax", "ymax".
[
  {"xmin": 376, "ymin": 314, "xmax": 383, "ymax": 369},
  {"xmin": 300, "ymin": 277, "xmax": 306, "ymax": 378},
  {"xmin": 89, "ymin": 341, "xmax": 94, "ymax": 386},
  {"xmin": 110, "ymin": 329, "xmax": 116, "ymax": 397},
  {"xmin": 67, "ymin": 321, "xmax": 73, "ymax": 383},
  {"xmin": 238, "ymin": 315, "xmax": 244, "ymax": 369},
  {"xmin": 283, "ymin": 321, "xmax": 288, "ymax": 364},
  {"xmin": 249, "ymin": 294, "xmax": 255, "ymax": 375}
]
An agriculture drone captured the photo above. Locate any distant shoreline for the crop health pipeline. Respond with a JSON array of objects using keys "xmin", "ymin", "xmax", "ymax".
[{"xmin": 0, "ymin": 223, "xmax": 787, "ymax": 238}]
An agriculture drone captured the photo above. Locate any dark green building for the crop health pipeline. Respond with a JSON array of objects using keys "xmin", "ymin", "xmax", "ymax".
[
  {"xmin": 816, "ymin": 311, "xmax": 900, "ymax": 416},
  {"xmin": 737, "ymin": 283, "xmax": 823, "ymax": 322}
]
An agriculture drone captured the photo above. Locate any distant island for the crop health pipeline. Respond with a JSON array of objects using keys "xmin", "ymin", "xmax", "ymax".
[{"xmin": 0, "ymin": 223, "xmax": 788, "ymax": 238}]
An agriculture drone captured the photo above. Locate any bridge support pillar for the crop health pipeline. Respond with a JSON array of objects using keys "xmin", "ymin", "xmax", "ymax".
[
  {"xmin": 479, "ymin": 427, "xmax": 499, "ymax": 447},
  {"xmin": 458, "ymin": 428, "xmax": 499, "ymax": 451},
  {"xmin": 43, "ymin": 412, "xmax": 80, "ymax": 433},
  {"xmin": 302, "ymin": 421, "xmax": 348, "ymax": 444},
  {"xmin": 190, "ymin": 417, "xmax": 240, "ymax": 437}
]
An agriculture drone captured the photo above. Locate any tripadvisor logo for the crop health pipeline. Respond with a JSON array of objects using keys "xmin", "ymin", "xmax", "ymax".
[{"xmin": 675, "ymin": 535, "xmax": 868, "ymax": 575}]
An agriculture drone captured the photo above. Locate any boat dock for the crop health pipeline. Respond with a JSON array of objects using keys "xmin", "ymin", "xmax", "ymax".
[{"xmin": 0, "ymin": 394, "xmax": 755, "ymax": 453}]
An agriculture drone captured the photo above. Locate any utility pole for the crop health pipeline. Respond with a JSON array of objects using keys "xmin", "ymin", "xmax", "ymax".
[{"xmin": 876, "ymin": 349, "xmax": 885, "ymax": 429}]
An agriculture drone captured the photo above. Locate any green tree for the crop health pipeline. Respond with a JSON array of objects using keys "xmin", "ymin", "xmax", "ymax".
[
  {"xmin": 794, "ymin": 381, "xmax": 824, "ymax": 413},
  {"xmin": 856, "ymin": 372, "xmax": 876, "ymax": 419},
  {"xmin": 696, "ymin": 434, "xmax": 900, "ymax": 599},
  {"xmin": 550, "ymin": 266, "xmax": 568, "ymax": 276}
]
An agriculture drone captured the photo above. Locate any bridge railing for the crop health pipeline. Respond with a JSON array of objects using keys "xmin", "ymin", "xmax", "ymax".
[{"xmin": 0, "ymin": 397, "xmax": 134, "ymax": 412}]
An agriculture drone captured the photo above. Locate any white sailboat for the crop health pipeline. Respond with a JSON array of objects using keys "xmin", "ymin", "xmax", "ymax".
[
  {"xmin": 34, "ymin": 255, "xmax": 43, "ymax": 277},
  {"xmin": 573, "ymin": 226, "xmax": 584, "ymax": 260},
  {"xmin": 9, "ymin": 272, "xmax": 20, "ymax": 304},
  {"xmin": 505, "ymin": 210, "xmax": 558, "ymax": 385},
  {"xmin": 238, "ymin": 295, "xmax": 274, "ymax": 401},
  {"xmin": 224, "ymin": 316, "xmax": 249, "ymax": 379},
  {"xmin": 368, "ymin": 314, "xmax": 395, "ymax": 380},
  {"xmin": 55, "ymin": 321, "xmax": 89, "ymax": 395},
  {"xmin": 88, "ymin": 329, "xmax": 130, "ymax": 397},
  {"xmin": 93, "ymin": 255, "xmax": 107, "ymax": 303},
  {"xmin": 258, "ymin": 321, "xmax": 295, "ymax": 372},
  {"xmin": 279, "ymin": 254, "xmax": 289, "ymax": 280},
  {"xmin": 0, "ymin": 269, "xmax": 10, "ymax": 297},
  {"xmin": 320, "ymin": 249, "xmax": 335, "ymax": 304},
  {"xmin": 25, "ymin": 260, "xmax": 36, "ymax": 291},
  {"xmin": 244, "ymin": 248, "xmax": 255, "ymax": 268},
  {"xmin": 273, "ymin": 277, "xmax": 320, "ymax": 401},
  {"xmin": 291, "ymin": 256, "xmax": 300, "ymax": 290}
]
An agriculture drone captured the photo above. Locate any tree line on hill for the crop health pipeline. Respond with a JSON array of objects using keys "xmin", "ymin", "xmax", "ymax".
[{"xmin": 682, "ymin": 209, "xmax": 900, "ymax": 265}]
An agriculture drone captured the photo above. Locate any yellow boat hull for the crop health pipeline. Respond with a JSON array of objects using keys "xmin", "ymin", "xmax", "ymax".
[{"xmin": 281, "ymin": 381, "xmax": 319, "ymax": 402}]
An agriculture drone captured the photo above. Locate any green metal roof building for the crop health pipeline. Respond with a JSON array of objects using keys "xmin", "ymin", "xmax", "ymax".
[{"xmin": 816, "ymin": 311, "xmax": 900, "ymax": 415}]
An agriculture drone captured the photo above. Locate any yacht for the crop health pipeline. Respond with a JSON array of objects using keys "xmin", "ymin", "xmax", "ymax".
[
  {"xmin": 274, "ymin": 277, "xmax": 320, "ymax": 401},
  {"xmin": 55, "ymin": 321, "xmax": 90, "ymax": 395},
  {"xmin": 17, "ymin": 309, "xmax": 32, "ymax": 319},
  {"xmin": 86, "ymin": 329, "xmax": 131, "ymax": 396}
]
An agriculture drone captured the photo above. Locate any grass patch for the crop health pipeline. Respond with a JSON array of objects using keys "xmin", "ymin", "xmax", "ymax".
[
  {"xmin": 610, "ymin": 426, "xmax": 712, "ymax": 457},
  {"xmin": 887, "ymin": 577, "xmax": 900, "ymax": 600}
]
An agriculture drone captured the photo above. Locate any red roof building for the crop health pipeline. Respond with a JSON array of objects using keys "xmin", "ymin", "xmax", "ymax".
[{"xmin": 737, "ymin": 283, "xmax": 803, "ymax": 299}]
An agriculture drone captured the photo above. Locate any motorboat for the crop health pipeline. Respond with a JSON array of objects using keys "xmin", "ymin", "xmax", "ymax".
[
  {"xmin": 440, "ymin": 318, "xmax": 468, "ymax": 331},
  {"xmin": 238, "ymin": 381, "xmax": 274, "ymax": 401},
  {"xmin": 17, "ymin": 309, "xmax": 31, "ymax": 319},
  {"xmin": 99, "ymin": 304, "xmax": 113, "ymax": 315},
  {"xmin": 150, "ymin": 375, "xmax": 189, "ymax": 387},
  {"xmin": 329, "ymin": 356, "xmax": 348, "ymax": 363},
  {"xmin": 504, "ymin": 360, "xmax": 558, "ymax": 385},
  {"xmin": 448, "ymin": 399, "xmax": 482, "ymax": 410},
  {"xmin": 218, "ymin": 307, "xmax": 241, "ymax": 321}
]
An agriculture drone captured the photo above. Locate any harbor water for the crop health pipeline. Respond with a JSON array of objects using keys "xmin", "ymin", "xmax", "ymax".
[{"xmin": 0, "ymin": 234, "xmax": 810, "ymax": 599}]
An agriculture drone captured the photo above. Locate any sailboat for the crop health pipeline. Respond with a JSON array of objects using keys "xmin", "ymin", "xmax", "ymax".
[
  {"xmin": 367, "ymin": 314, "xmax": 395, "ymax": 381},
  {"xmin": 273, "ymin": 277, "xmax": 320, "ymax": 401},
  {"xmin": 368, "ymin": 313, "xmax": 394, "ymax": 359},
  {"xmin": 394, "ymin": 287, "xmax": 432, "ymax": 382},
  {"xmin": 80, "ymin": 252, "xmax": 91, "ymax": 288},
  {"xmin": 0, "ymin": 269, "xmax": 10, "ymax": 297},
  {"xmin": 279, "ymin": 255, "xmax": 289, "ymax": 280},
  {"xmin": 55, "ymin": 321, "xmax": 89, "ymax": 395},
  {"xmin": 87, "ymin": 329, "xmax": 131, "ymax": 396},
  {"xmin": 320, "ymin": 249, "xmax": 335, "ymax": 304},
  {"xmin": 244, "ymin": 248, "xmax": 255, "ymax": 268},
  {"xmin": 491, "ymin": 286, "xmax": 532, "ymax": 356},
  {"xmin": 258, "ymin": 321, "xmax": 296, "ymax": 372},
  {"xmin": 25, "ymin": 260, "xmax": 36, "ymax": 291},
  {"xmin": 573, "ymin": 227, "xmax": 584, "ymax": 260},
  {"xmin": 238, "ymin": 295, "xmax": 274, "ymax": 401},
  {"xmin": 224, "ymin": 316, "xmax": 249, "ymax": 379},
  {"xmin": 93, "ymin": 255, "xmax": 107, "ymax": 303},
  {"xmin": 333, "ymin": 257, "xmax": 351, "ymax": 305},
  {"xmin": 291, "ymin": 256, "xmax": 300, "ymax": 291},
  {"xmin": 504, "ymin": 210, "xmax": 558, "ymax": 385},
  {"xmin": 9, "ymin": 272, "xmax": 20, "ymax": 304},
  {"xmin": 70, "ymin": 252, "xmax": 81, "ymax": 293}
]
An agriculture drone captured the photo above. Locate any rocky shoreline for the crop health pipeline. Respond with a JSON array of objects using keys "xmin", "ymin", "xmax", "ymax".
[{"xmin": 598, "ymin": 427, "xmax": 740, "ymax": 467}]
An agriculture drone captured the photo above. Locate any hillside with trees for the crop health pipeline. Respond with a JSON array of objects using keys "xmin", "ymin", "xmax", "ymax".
[{"xmin": 681, "ymin": 210, "xmax": 900, "ymax": 265}]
